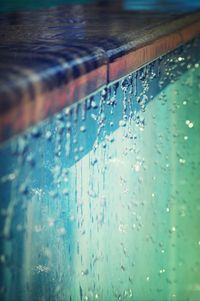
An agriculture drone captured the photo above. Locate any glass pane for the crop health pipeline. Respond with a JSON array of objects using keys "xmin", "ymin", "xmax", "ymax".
[{"xmin": 0, "ymin": 37, "xmax": 200, "ymax": 301}]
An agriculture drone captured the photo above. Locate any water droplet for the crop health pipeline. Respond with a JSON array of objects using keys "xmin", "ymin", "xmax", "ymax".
[
  {"xmin": 118, "ymin": 223, "xmax": 126, "ymax": 233},
  {"xmin": 178, "ymin": 57, "xmax": 184, "ymax": 62},
  {"xmin": 106, "ymin": 135, "xmax": 114, "ymax": 143},
  {"xmin": 101, "ymin": 88, "xmax": 107, "ymax": 101},
  {"xmin": 119, "ymin": 120, "xmax": 126, "ymax": 127},
  {"xmin": 188, "ymin": 122, "xmax": 194, "ymax": 128},
  {"xmin": 19, "ymin": 183, "xmax": 29, "ymax": 195},
  {"xmin": 47, "ymin": 218, "xmax": 54, "ymax": 227},
  {"xmin": 91, "ymin": 158, "xmax": 98, "ymax": 166},
  {"xmin": 35, "ymin": 265, "xmax": 50, "ymax": 273},
  {"xmin": 179, "ymin": 158, "xmax": 186, "ymax": 164},
  {"xmin": 27, "ymin": 154, "xmax": 35, "ymax": 166},
  {"xmin": 171, "ymin": 226, "xmax": 176, "ymax": 232},
  {"xmin": 57, "ymin": 227, "xmax": 66, "ymax": 236},
  {"xmin": 17, "ymin": 136, "xmax": 28, "ymax": 155},
  {"xmin": 80, "ymin": 125, "xmax": 86, "ymax": 132},
  {"xmin": 31, "ymin": 127, "xmax": 42, "ymax": 138},
  {"xmin": 63, "ymin": 188, "xmax": 69, "ymax": 196},
  {"xmin": 45, "ymin": 131, "xmax": 52, "ymax": 140},
  {"xmin": 34, "ymin": 225, "xmax": 42, "ymax": 233},
  {"xmin": 159, "ymin": 268, "xmax": 166, "ymax": 274},
  {"xmin": 0, "ymin": 255, "xmax": 6, "ymax": 264},
  {"xmin": 134, "ymin": 163, "xmax": 140, "ymax": 172},
  {"xmin": 75, "ymin": 155, "xmax": 79, "ymax": 162},
  {"xmin": 81, "ymin": 269, "xmax": 89, "ymax": 276},
  {"xmin": 91, "ymin": 100, "xmax": 98, "ymax": 109},
  {"xmin": 66, "ymin": 122, "xmax": 71, "ymax": 129}
]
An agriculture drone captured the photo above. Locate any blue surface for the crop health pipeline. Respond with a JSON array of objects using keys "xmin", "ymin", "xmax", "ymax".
[{"xmin": 0, "ymin": 36, "xmax": 200, "ymax": 301}]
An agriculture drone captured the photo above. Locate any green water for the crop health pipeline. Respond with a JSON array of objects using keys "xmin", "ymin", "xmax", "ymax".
[
  {"xmin": 64, "ymin": 64, "xmax": 200, "ymax": 301},
  {"xmin": 0, "ymin": 0, "xmax": 95, "ymax": 13},
  {"xmin": 0, "ymin": 41, "xmax": 199, "ymax": 301}
]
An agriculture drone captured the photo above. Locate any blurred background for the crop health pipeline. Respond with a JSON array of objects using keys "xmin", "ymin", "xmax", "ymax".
[{"xmin": 1, "ymin": 0, "xmax": 200, "ymax": 13}]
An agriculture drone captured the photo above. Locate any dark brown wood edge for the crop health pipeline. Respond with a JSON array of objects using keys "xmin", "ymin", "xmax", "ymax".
[
  {"xmin": 0, "ymin": 15, "xmax": 200, "ymax": 143},
  {"xmin": 0, "ymin": 65, "xmax": 107, "ymax": 143},
  {"xmin": 109, "ymin": 19, "xmax": 200, "ymax": 81}
]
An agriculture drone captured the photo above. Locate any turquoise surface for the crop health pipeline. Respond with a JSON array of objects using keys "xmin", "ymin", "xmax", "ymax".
[
  {"xmin": 124, "ymin": 0, "xmax": 200, "ymax": 11},
  {"xmin": 0, "ymin": 38, "xmax": 200, "ymax": 301},
  {"xmin": 0, "ymin": 0, "xmax": 96, "ymax": 13}
]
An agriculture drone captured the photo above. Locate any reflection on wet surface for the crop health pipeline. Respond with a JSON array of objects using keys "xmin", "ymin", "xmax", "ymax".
[{"xmin": 0, "ymin": 37, "xmax": 200, "ymax": 301}]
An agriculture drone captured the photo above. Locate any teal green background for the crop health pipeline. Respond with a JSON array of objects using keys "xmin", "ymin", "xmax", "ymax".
[
  {"xmin": 0, "ymin": 0, "xmax": 96, "ymax": 13},
  {"xmin": 0, "ymin": 38, "xmax": 199, "ymax": 301}
]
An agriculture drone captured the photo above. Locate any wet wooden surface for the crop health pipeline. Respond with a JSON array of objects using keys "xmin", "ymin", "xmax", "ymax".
[{"xmin": 0, "ymin": 5, "xmax": 200, "ymax": 142}]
